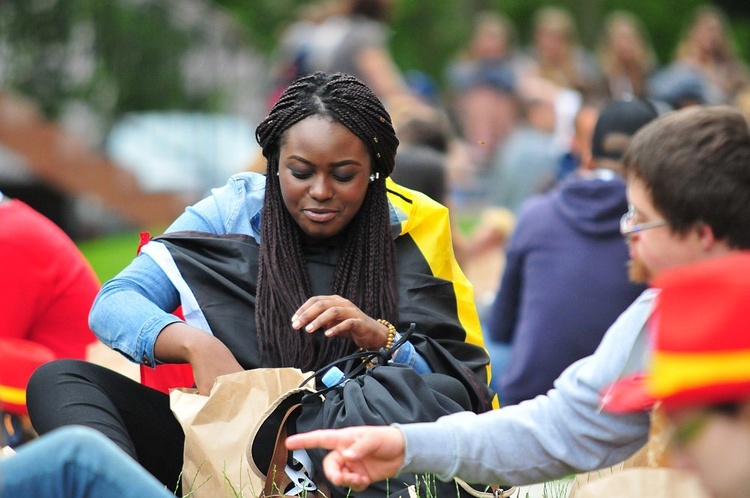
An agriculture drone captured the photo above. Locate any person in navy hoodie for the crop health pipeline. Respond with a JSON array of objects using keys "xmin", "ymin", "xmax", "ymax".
[{"xmin": 485, "ymin": 99, "xmax": 657, "ymax": 405}]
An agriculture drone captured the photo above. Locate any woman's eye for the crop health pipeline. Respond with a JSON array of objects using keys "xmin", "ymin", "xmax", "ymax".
[
  {"xmin": 290, "ymin": 170, "xmax": 312, "ymax": 179},
  {"xmin": 333, "ymin": 174, "xmax": 355, "ymax": 182}
]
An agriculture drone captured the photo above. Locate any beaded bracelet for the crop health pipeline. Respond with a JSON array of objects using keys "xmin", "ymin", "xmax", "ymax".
[
  {"xmin": 377, "ymin": 318, "xmax": 397, "ymax": 350},
  {"xmin": 361, "ymin": 319, "xmax": 397, "ymax": 368}
]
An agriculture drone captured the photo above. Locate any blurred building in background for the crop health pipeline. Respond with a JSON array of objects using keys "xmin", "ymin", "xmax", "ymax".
[{"xmin": 0, "ymin": 0, "xmax": 266, "ymax": 239}]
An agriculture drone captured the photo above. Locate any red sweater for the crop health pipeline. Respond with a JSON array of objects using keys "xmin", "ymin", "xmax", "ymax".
[{"xmin": 0, "ymin": 199, "xmax": 99, "ymax": 359}]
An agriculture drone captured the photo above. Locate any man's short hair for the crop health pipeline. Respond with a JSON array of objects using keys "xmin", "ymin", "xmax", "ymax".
[{"xmin": 623, "ymin": 106, "xmax": 750, "ymax": 249}]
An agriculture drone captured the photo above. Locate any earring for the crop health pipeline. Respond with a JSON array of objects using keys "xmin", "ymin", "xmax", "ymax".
[
  {"xmin": 369, "ymin": 172, "xmax": 380, "ymax": 182},
  {"xmin": 276, "ymin": 171, "xmax": 280, "ymax": 177}
]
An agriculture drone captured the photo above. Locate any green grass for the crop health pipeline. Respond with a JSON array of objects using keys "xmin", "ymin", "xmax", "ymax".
[
  {"xmin": 454, "ymin": 212, "xmax": 481, "ymax": 237},
  {"xmin": 77, "ymin": 230, "xmax": 158, "ymax": 282}
]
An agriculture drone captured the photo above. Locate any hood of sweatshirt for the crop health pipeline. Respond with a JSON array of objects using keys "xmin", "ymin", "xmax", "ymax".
[{"xmin": 552, "ymin": 169, "xmax": 628, "ymax": 237}]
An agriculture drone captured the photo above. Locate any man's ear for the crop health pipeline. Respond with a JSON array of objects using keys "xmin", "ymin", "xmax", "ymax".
[{"xmin": 695, "ymin": 222, "xmax": 718, "ymax": 252}]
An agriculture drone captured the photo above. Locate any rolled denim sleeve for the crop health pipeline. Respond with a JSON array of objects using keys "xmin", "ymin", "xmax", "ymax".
[
  {"xmin": 89, "ymin": 173, "xmax": 267, "ymax": 366},
  {"xmin": 89, "ymin": 253, "xmax": 182, "ymax": 366},
  {"xmin": 390, "ymin": 333, "xmax": 431, "ymax": 374}
]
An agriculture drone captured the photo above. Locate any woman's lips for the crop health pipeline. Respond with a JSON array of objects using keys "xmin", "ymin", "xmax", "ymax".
[{"xmin": 303, "ymin": 209, "xmax": 337, "ymax": 223}]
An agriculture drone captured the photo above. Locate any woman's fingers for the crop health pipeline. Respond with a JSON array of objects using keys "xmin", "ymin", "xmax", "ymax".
[
  {"xmin": 292, "ymin": 296, "xmax": 359, "ymax": 332},
  {"xmin": 292, "ymin": 295, "xmax": 343, "ymax": 330},
  {"xmin": 290, "ymin": 295, "xmax": 384, "ymax": 348}
]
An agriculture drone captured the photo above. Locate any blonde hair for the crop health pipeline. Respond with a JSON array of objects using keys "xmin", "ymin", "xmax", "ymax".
[{"xmin": 597, "ymin": 11, "xmax": 657, "ymax": 97}]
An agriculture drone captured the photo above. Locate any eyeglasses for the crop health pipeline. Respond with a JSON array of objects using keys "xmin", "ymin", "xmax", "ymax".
[{"xmin": 620, "ymin": 205, "xmax": 667, "ymax": 236}]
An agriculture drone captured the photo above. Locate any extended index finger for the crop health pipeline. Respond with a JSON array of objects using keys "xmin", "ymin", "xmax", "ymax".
[{"xmin": 286, "ymin": 429, "xmax": 353, "ymax": 452}]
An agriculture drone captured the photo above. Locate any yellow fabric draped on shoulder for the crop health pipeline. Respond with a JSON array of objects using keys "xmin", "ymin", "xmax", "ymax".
[{"xmin": 386, "ymin": 179, "xmax": 496, "ymax": 407}]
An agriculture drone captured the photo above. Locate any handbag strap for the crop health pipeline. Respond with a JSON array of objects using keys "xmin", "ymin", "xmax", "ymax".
[
  {"xmin": 454, "ymin": 478, "xmax": 516, "ymax": 498},
  {"xmin": 262, "ymin": 403, "xmax": 330, "ymax": 498},
  {"xmin": 263, "ymin": 402, "xmax": 299, "ymax": 497}
]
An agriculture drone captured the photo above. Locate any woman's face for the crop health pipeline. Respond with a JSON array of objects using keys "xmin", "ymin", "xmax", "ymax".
[
  {"xmin": 471, "ymin": 20, "xmax": 509, "ymax": 59},
  {"xmin": 692, "ymin": 13, "xmax": 724, "ymax": 54},
  {"xmin": 609, "ymin": 21, "xmax": 643, "ymax": 62},
  {"xmin": 278, "ymin": 115, "xmax": 373, "ymax": 243}
]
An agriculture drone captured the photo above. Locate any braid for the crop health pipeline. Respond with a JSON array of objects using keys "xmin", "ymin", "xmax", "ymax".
[
  {"xmin": 255, "ymin": 72, "xmax": 400, "ymax": 371},
  {"xmin": 255, "ymin": 148, "xmax": 315, "ymax": 366},
  {"xmin": 332, "ymin": 180, "xmax": 399, "ymax": 318}
]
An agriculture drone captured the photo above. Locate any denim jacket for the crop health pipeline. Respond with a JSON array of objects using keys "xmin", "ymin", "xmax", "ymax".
[{"xmin": 90, "ymin": 172, "xmax": 427, "ymax": 371}]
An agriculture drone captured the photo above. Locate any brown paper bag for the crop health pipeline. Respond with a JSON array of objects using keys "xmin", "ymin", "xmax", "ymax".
[
  {"xmin": 571, "ymin": 468, "xmax": 711, "ymax": 498},
  {"xmin": 170, "ymin": 368, "xmax": 315, "ymax": 498}
]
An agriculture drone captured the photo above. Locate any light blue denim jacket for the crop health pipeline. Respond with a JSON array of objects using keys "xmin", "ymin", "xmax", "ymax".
[{"xmin": 89, "ymin": 172, "xmax": 428, "ymax": 372}]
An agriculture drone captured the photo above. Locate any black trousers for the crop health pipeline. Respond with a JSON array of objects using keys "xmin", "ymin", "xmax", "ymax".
[{"xmin": 27, "ymin": 359, "xmax": 185, "ymax": 491}]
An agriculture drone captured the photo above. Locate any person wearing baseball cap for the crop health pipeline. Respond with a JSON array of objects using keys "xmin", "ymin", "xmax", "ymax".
[
  {"xmin": 484, "ymin": 98, "xmax": 656, "ymax": 406},
  {"xmin": 601, "ymin": 252, "xmax": 750, "ymax": 498}
]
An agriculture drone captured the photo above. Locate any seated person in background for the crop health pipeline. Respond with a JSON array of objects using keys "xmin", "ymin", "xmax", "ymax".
[
  {"xmin": 515, "ymin": 6, "xmax": 604, "ymax": 100},
  {"xmin": 485, "ymin": 79, "xmax": 560, "ymax": 215},
  {"xmin": 486, "ymin": 99, "xmax": 655, "ymax": 405},
  {"xmin": 445, "ymin": 11, "xmax": 520, "ymax": 169},
  {"xmin": 601, "ymin": 252, "xmax": 750, "ymax": 498},
  {"xmin": 670, "ymin": 5, "xmax": 749, "ymax": 105},
  {"xmin": 389, "ymin": 100, "xmax": 511, "ymax": 310},
  {"xmin": 0, "ymin": 191, "xmax": 99, "ymax": 447},
  {"xmin": 26, "ymin": 72, "xmax": 494, "ymax": 497},
  {"xmin": 286, "ymin": 105, "xmax": 750, "ymax": 491},
  {"xmin": 390, "ymin": 103, "xmax": 452, "ymax": 204},
  {"xmin": 596, "ymin": 11, "xmax": 658, "ymax": 100},
  {"xmin": 461, "ymin": 101, "xmax": 599, "ymax": 327}
]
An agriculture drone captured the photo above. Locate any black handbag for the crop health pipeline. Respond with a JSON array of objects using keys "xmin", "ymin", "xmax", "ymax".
[{"xmin": 252, "ymin": 327, "xmax": 506, "ymax": 497}]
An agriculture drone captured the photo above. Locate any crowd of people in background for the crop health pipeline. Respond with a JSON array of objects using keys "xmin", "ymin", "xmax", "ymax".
[
  {"xmin": 269, "ymin": 0, "xmax": 750, "ymax": 398},
  {"xmin": 272, "ymin": 2, "xmax": 749, "ymax": 179},
  {"xmin": 4, "ymin": 2, "xmax": 750, "ymax": 497},
  {"xmin": 270, "ymin": 4, "xmax": 747, "ymax": 252}
]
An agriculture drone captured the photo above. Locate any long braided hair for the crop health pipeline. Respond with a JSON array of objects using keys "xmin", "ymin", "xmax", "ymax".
[{"xmin": 255, "ymin": 72, "xmax": 400, "ymax": 371}]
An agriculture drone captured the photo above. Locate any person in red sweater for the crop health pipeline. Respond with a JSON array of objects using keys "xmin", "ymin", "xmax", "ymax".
[{"xmin": 0, "ymin": 190, "xmax": 99, "ymax": 447}]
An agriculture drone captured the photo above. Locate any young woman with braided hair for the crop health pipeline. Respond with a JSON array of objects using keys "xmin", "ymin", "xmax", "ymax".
[
  {"xmin": 26, "ymin": 72, "xmax": 494, "ymax": 496},
  {"xmin": 255, "ymin": 73, "xmax": 400, "ymax": 372}
]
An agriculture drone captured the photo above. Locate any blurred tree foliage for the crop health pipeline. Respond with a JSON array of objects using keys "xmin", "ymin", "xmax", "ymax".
[
  {"xmin": 1, "ymin": 1, "xmax": 192, "ymax": 119},
  {"xmin": 1, "ymin": 0, "xmax": 748, "ymax": 126},
  {"xmin": 215, "ymin": 0, "xmax": 750, "ymax": 88},
  {"xmin": 0, "ymin": 0, "xmax": 262, "ymax": 137}
]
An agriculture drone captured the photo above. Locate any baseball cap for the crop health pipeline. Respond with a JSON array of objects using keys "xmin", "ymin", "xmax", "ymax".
[
  {"xmin": 0, "ymin": 338, "xmax": 56, "ymax": 415},
  {"xmin": 601, "ymin": 252, "xmax": 750, "ymax": 413},
  {"xmin": 591, "ymin": 99, "xmax": 659, "ymax": 161},
  {"xmin": 649, "ymin": 64, "xmax": 708, "ymax": 109}
]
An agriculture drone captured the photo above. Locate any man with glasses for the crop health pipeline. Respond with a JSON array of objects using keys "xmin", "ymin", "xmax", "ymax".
[
  {"xmin": 287, "ymin": 105, "xmax": 750, "ymax": 491},
  {"xmin": 601, "ymin": 252, "xmax": 750, "ymax": 498},
  {"xmin": 621, "ymin": 205, "xmax": 667, "ymax": 236},
  {"xmin": 483, "ymin": 99, "xmax": 653, "ymax": 406}
]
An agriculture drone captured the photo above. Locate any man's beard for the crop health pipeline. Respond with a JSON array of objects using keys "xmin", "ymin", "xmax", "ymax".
[{"xmin": 628, "ymin": 257, "xmax": 652, "ymax": 284}]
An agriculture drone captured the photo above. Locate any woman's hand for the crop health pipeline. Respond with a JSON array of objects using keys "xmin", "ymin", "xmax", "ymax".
[
  {"xmin": 291, "ymin": 295, "xmax": 389, "ymax": 350},
  {"xmin": 188, "ymin": 336, "xmax": 244, "ymax": 395},
  {"xmin": 154, "ymin": 322, "xmax": 244, "ymax": 395}
]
